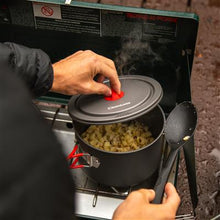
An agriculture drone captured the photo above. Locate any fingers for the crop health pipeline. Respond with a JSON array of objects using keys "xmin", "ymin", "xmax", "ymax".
[
  {"xmin": 140, "ymin": 189, "xmax": 155, "ymax": 203},
  {"xmin": 163, "ymin": 183, "xmax": 181, "ymax": 212},
  {"xmin": 90, "ymin": 81, "xmax": 112, "ymax": 96},
  {"xmin": 73, "ymin": 50, "xmax": 121, "ymax": 95},
  {"xmin": 96, "ymin": 74, "xmax": 106, "ymax": 83},
  {"xmin": 113, "ymin": 187, "xmax": 179, "ymax": 220},
  {"xmin": 82, "ymin": 50, "xmax": 120, "ymax": 94},
  {"xmin": 52, "ymin": 49, "xmax": 121, "ymax": 96},
  {"xmin": 128, "ymin": 189, "xmax": 155, "ymax": 204},
  {"xmin": 96, "ymin": 61, "xmax": 121, "ymax": 94}
]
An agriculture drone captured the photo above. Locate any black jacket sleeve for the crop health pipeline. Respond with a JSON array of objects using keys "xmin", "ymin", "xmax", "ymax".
[
  {"xmin": 0, "ymin": 65, "xmax": 75, "ymax": 220},
  {"xmin": 0, "ymin": 42, "xmax": 53, "ymax": 97}
]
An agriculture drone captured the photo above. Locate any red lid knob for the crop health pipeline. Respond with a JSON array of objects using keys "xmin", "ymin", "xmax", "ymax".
[{"xmin": 104, "ymin": 89, "xmax": 124, "ymax": 101}]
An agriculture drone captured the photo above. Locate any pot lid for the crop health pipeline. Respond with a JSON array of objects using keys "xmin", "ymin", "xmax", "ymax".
[{"xmin": 68, "ymin": 75, "xmax": 163, "ymax": 124}]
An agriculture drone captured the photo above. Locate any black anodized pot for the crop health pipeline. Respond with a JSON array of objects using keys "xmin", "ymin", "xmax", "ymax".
[{"xmin": 73, "ymin": 105, "xmax": 165, "ymax": 187}]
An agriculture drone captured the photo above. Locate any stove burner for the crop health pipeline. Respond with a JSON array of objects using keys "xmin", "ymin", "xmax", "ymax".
[{"xmin": 72, "ymin": 166, "xmax": 158, "ymax": 207}]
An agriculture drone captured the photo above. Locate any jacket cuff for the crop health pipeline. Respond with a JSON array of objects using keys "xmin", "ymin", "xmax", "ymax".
[{"xmin": 33, "ymin": 48, "xmax": 54, "ymax": 97}]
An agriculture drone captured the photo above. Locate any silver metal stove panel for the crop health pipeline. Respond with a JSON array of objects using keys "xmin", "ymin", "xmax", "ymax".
[{"xmin": 75, "ymin": 192, "xmax": 123, "ymax": 220}]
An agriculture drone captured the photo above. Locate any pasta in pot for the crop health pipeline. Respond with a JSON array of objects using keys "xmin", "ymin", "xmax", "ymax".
[{"xmin": 81, "ymin": 121, "xmax": 155, "ymax": 152}]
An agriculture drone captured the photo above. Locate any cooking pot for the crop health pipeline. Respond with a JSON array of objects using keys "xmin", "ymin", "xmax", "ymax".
[{"xmin": 68, "ymin": 75, "xmax": 165, "ymax": 187}]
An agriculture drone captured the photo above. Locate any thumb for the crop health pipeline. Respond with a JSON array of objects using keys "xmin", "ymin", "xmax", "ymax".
[
  {"xmin": 137, "ymin": 189, "xmax": 155, "ymax": 203},
  {"xmin": 163, "ymin": 182, "xmax": 181, "ymax": 211},
  {"xmin": 146, "ymin": 189, "xmax": 156, "ymax": 202}
]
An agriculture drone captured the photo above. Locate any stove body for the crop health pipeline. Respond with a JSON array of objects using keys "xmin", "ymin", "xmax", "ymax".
[{"xmin": 0, "ymin": 1, "xmax": 199, "ymax": 219}]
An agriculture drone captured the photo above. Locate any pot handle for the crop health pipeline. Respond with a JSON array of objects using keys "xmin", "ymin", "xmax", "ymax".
[
  {"xmin": 152, "ymin": 149, "xmax": 178, "ymax": 204},
  {"xmin": 66, "ymin": 144, "xmax": 100, "ymax": 169}
]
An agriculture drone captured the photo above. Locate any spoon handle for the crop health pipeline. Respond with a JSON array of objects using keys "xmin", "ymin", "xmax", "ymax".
[{"xmin": 152, "ymin": 149, "xmax": 179, "ymax": 204}]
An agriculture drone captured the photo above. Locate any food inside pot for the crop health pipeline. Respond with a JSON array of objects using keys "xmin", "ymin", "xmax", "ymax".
[{"xmin": 81, "ymin": 121, "xmax": 155, "ymax": 152}]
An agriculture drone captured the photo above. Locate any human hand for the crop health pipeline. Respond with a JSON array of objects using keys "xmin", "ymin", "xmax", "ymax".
[
  {"xmin": 112, "ymin": 182, "xmax": 180, "ymax": 220},
  {"xmin": 51, "ymin": 50, "xmax": 121, "ymax": 96}
]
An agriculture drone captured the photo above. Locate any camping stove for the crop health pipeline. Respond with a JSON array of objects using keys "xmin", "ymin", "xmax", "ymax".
[
  {"xmin": 0, "ymin": 0, "xmax": 199, "ymax": 218},
  {"xmin": 37, "ymin": 102, "xmax": 178, "ymax": 219}
]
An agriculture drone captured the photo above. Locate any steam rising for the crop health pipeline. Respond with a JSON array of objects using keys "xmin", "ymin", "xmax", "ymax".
[
  {"xmin": 114, "ymin": 34, "xmax": 179, "ymax": 110},
  {"xmin": 114, "ymin": 37, "xmax": 163, "ymax": 76}
]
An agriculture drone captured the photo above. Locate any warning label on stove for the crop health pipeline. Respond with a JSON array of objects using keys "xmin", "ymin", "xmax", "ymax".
[
  {"xmin": 32, "ymin": 2, "xmax": 177, "ymax": 42},
  {"xmin": 101, "ymin": 10, "xmax": 177, "ymax": 43},
  {"xmin": 33, "ymin": 3, "xmax": 61, "ymax": 19},
  {"xmin": 32, "ymin": 2, "xmax": 100, "ymax": 35},
  {"xmin": 125, "ymin": 13, "xmax": 177, "ymax": 43}
]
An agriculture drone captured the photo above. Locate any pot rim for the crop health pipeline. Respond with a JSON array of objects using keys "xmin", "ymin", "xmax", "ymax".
[
  {"xmin": 68, "ymin": 75, "xmax": 163, "ymax": 125},
  {"xmin": 75, "ymin": 105, "xmax": 165, "ymax": 155}
]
